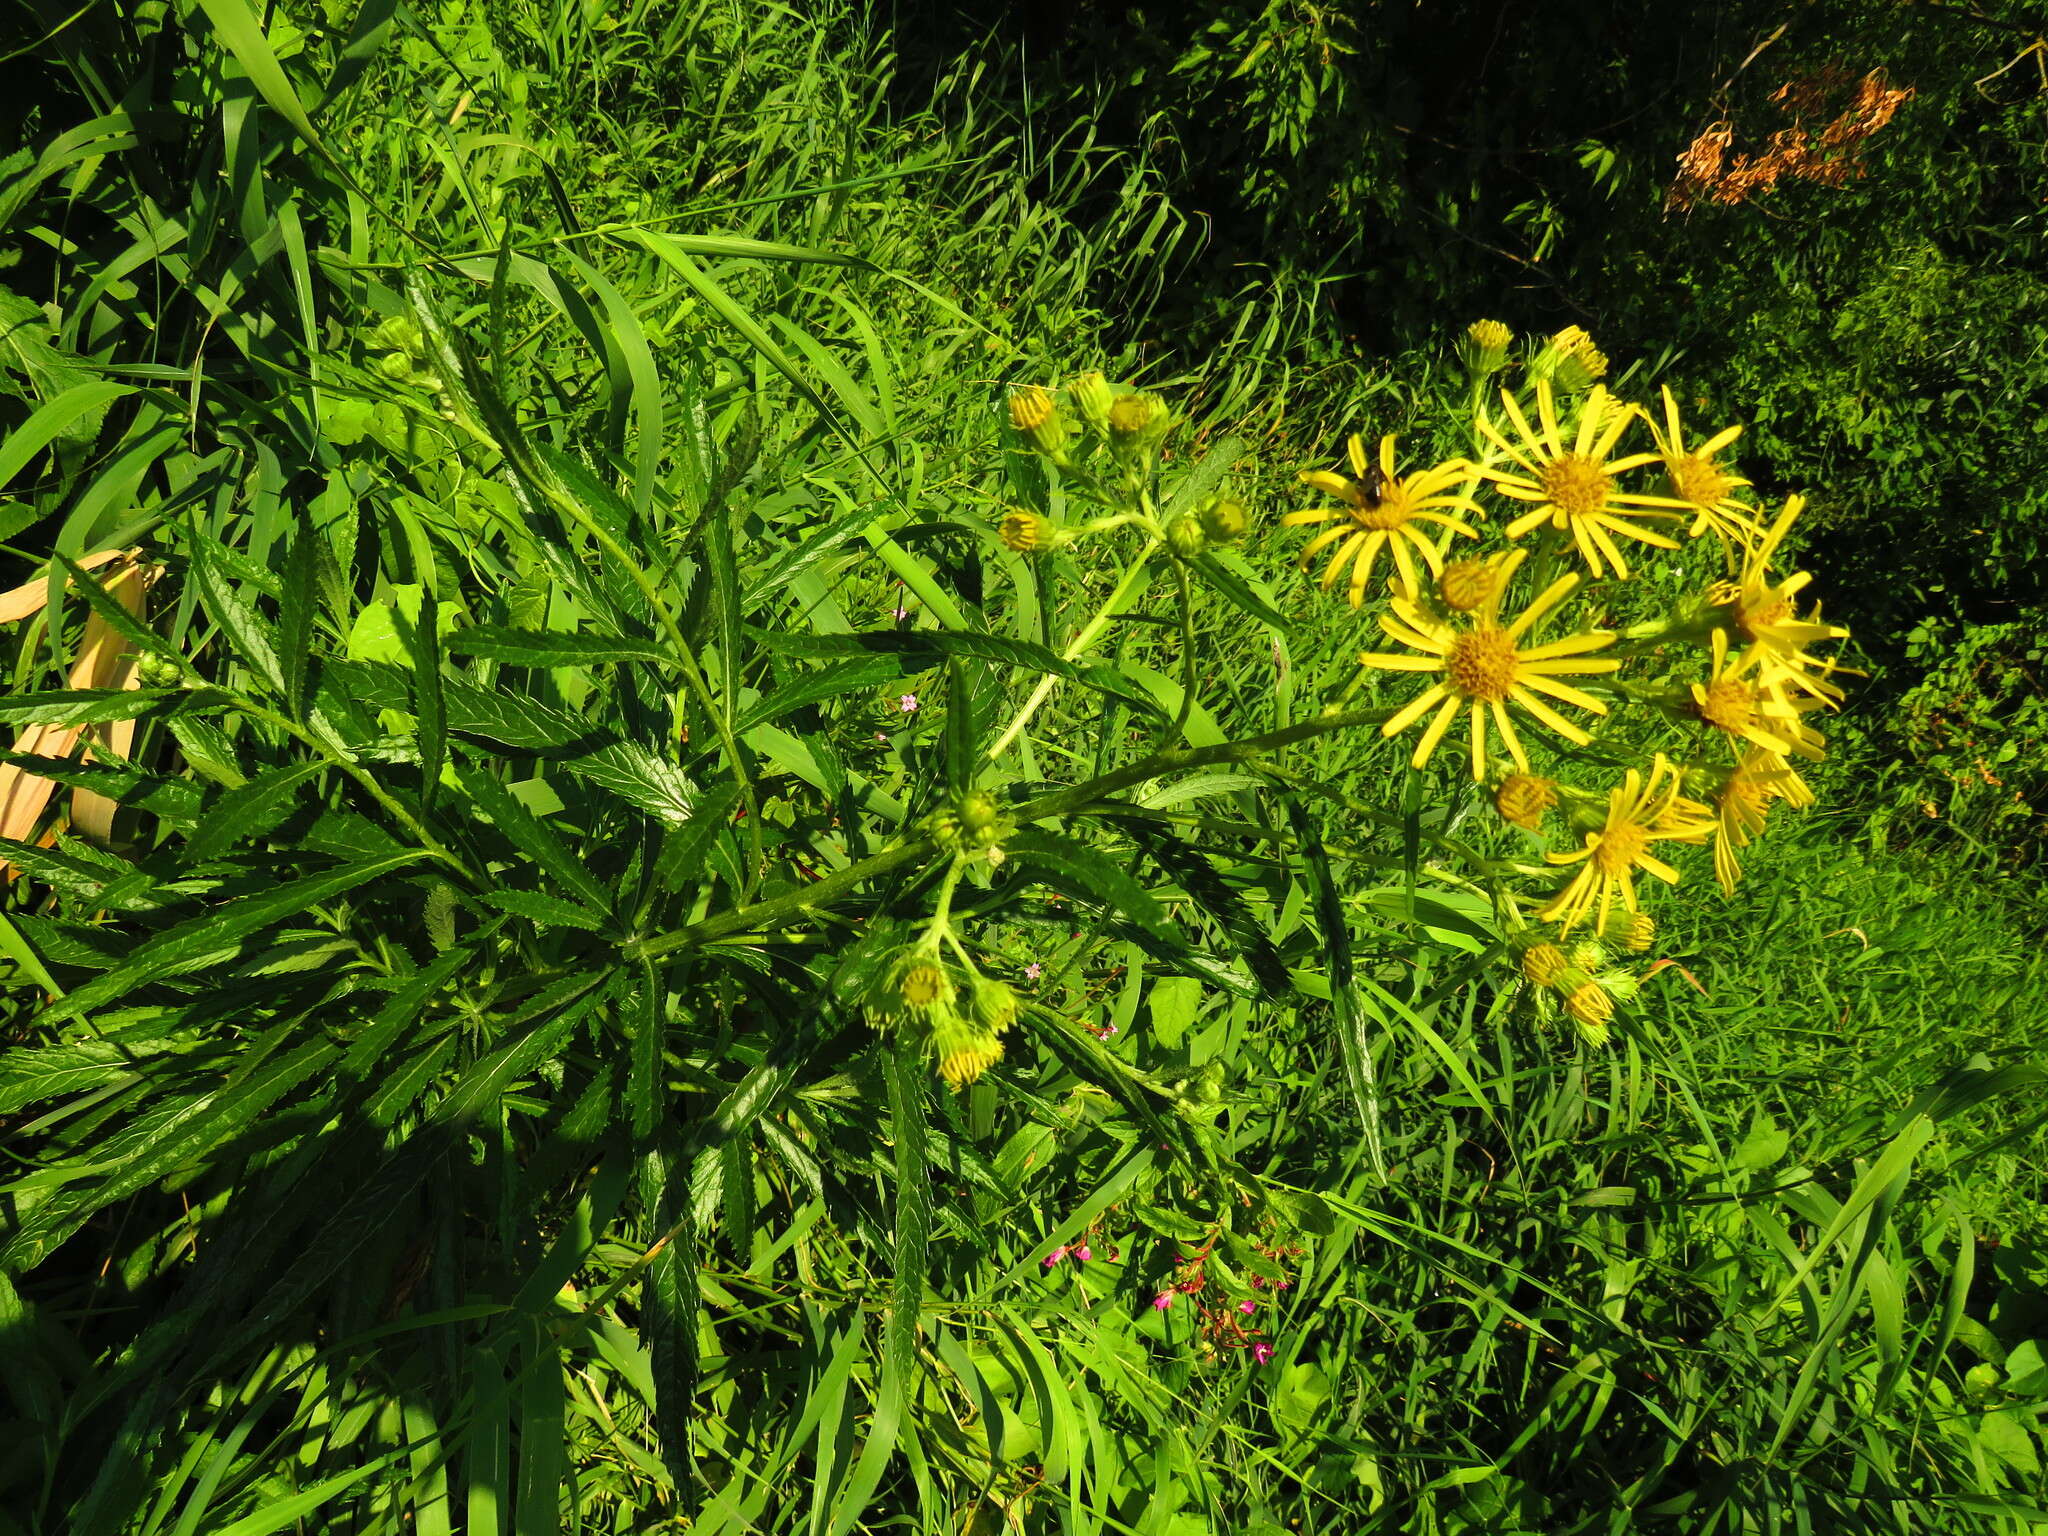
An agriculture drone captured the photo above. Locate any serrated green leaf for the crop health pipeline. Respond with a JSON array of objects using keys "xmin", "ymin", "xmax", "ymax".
[
  {"xmin": 477, "ymin": 888, "xmax": 607, "ymax": 930},
  {"xmin": 184, "ymin": 761, "xmax": 326, "ymax": 863},
  {"xmin": 565, "ymin": 742, "xmax": 698, "ymax": 824},
  {"xmin": 39, "ymin": 851, "xmax": 426, "ymax": 1026},
  {"xmin": 731, "ymin": 655, "xmax": 904, "ymax": 735},
  {"xmin": 443, "ymin": 626, "xmax": 675, "ymax": 668}
]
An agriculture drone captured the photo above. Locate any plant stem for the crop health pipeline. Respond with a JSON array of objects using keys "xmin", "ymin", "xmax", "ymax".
[{"xmin": 985, "ymin": 538, "xmax": 1161, "ymax": 760}]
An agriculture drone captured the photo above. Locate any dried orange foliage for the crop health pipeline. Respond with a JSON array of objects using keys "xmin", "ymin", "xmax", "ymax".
[{"xmin": 1668, "ymin": 68, "xmax": 1915, "ymax": 211}]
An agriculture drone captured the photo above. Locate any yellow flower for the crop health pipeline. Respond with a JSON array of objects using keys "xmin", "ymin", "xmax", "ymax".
[
  {"xmin": 1690, "ymin": 629, "xmax": 1826, "ymax": 760},
  {"xmin": 1284, "ymin": 434, "xmax": 1481, "ymax": 607},
  {"xmin": 1708, "ymin": 747, "xmax": 1812, "ymax": 894},
  {"xmin": 1476, "ymin": 382, "xmax": 1691, "ymax": 579},
  {"xmin": 1649, "ymin": 385, "xmax": 1759, "ymax": 549},
  {"xmin": 1710, "ymin": 495, "xmax": 1851, "ymax": 708},
  {"xmin": 1538, "ymin": 755, "xmax": 1712, "ymax": 932},
  {"xmin": 1359, "ymin": 549, "xmax": 1620, "ymax": 779}
]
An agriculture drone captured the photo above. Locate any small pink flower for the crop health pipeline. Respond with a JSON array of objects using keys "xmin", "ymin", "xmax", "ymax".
[
  {"xmin": 892, "ymin": 606, "xmax": 910, "ymax": 621},
  {"xmin": 1042, "ymin": 1247, "xmax": 1067, "ymax": 1268},
  {"xmin": 1238, "ymin": 1299, "xmax": 1257, "ymax": 1315},
  {"xmin": 1024, "ymin": 962, "xmax": 1042, "ymax": 980},
  {"xmin": 1151, "ymin": 1292, "xmax": 1175, "ymax": 1311},
  {"xmin": 1073, "ymin": 1244, "xmax": 1093, "ymax": 1263},
  {"xmin": 1251, "ymin": 1342, "xmax": 1274, "ymax": 1365},
  {"xmin": 898, "ymin": 694, "xmax": 919, "ymax": 713}
]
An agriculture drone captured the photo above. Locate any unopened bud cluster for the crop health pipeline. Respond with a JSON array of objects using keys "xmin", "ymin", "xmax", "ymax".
[{"xmin": 1512, "ymin": 915, "xmax": 1655, "ymax": 1048}]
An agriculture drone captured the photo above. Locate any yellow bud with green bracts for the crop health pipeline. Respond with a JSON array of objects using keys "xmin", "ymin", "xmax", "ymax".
[
  {"xmin": 1462, "ymin": 318, "xmax": 1512, "ymax": 377},
  {"xmin": 1534, "ymin": 325, "xmax": 1608, "ymax": 392},
  {"xmin": 932, "ymin": 1007, "xmax": 1004, "ymax": 1089},
  {"xmin": 1520, "ymin": 941, "xmax": 1567, "ymax": 989},
  {"xmin": 1007, "ymin": 385, "xmax": 1068, "ymax": 459},
  {"xmin": 1106, "ymin": 392, "xmax": 1171, "ymax": 468},
  {"xmin": 997, "ymin": 510, "xmax": 1071, "ymax": 555},
  {"xmin": 1493, "ymin": 772, "xmax": 1556, "ymax": 831},
  {"xmin": 1439, "ymin": 557, "xmax": 1498, "ymax": 614},
  {"xmin": 1600, "ymin": 909, "xmax": 1656, "ymax": 952}
]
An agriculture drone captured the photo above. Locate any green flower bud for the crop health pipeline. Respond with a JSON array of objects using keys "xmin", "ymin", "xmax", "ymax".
[
  {"xmin": 373, "ymin": 316, "xmax": 424, "ymax": 355},
  {"xmin": 1070, "ymin": 370, "xmax": 1116, "ymax": 432},
  {"xmin": 1165, "ymin": 515, "xmax": 1207, "ymax": 558},
  {"xmin": 376, "ymin": 351, "xmax": 418, "ymax": 381},
  {"xmin": 136, "ymin": 652, "xmax": 184, "ymax": 688},
  {"xmin": 1197, "ymin": 497, "xmax": 1249, "ymax": 546},
  {"xmin": 968, "ymin": 976, "xmax": 1020, "ymax": 1034}
]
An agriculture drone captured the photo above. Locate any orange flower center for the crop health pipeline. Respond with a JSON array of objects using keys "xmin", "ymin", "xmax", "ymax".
[
  {"xmin": 1445, "ymin": 626, "xmax": 1520, "ymax": 701},
  {"xmin": 1739, "ymin": 590, "xmax": 1794, "ymax": 639},
  {"xmin": 1590, "ymin": 819, "xmax": 1650, "ymax": 877},
  {"xmin": 1666, "ymin": 453, "xmax": 1733, "ymax": 507},
  {"xmin": 1696, "ymin": 677, "xmax": 1758, "ymax": 734},
  {"xmin": 1350, "ymin": 481, "xmax": 1415, "ymax": 531},
  {"xmin": 1540, "ymin": 453, "xmax": 1612, "ymax": 516}
]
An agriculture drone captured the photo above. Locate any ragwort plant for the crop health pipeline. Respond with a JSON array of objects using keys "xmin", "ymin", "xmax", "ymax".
[{"xmin": 3, "ymin": 2, "xmax": 2043, "ymax": 1533}]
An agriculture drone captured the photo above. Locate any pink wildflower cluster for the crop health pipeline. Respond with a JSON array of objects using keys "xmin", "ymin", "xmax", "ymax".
[{"xmin": 1150, "ymin": 1227, "xmax": 1301, "ymax": 1367}]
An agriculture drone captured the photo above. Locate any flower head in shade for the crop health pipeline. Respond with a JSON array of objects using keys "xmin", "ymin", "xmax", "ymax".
[
  {"xmin": 1649, "ymin": 385, "xmax": 1758, "ymax": 550},
  {"xmin": 1283, "ymin": 434, "xmax": 1481, "ymax": 608},
  {"xmin": 1358, "ymin": 550, "xmax": 1620, "ymax": 780},
  {"xmin": 1476, "ymin": 382, "xmax": 1691, "ymax": 579},
  {"xmin": 1538, "ymin": 755, "xmax": 1714, "ymax": 932}
]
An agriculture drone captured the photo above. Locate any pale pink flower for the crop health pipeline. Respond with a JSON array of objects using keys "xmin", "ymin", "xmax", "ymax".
[
  {"xmin": 1024, "ymin": 961, "xmax": 1042, "ymax": 980},
  {"xmin": 898, "ymin": 694, "xmax": 919, "ymax": 713}
]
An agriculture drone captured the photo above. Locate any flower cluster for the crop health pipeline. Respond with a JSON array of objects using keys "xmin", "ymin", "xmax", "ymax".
[
  {"xmin": 1288, "ymin": 324, "xmax": 1853, "ymax": 1036},
  {"xmin": 864, "ymin": 793, "xmax": 1020, "ymax": 1087},
  {"xmin": 1149, "ymin": 1230, "xmax": 1299, "ymax": 1367},
  {"xmin": 995, "ymin": 374, "xmax": 1251, "ymax": 563}
]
